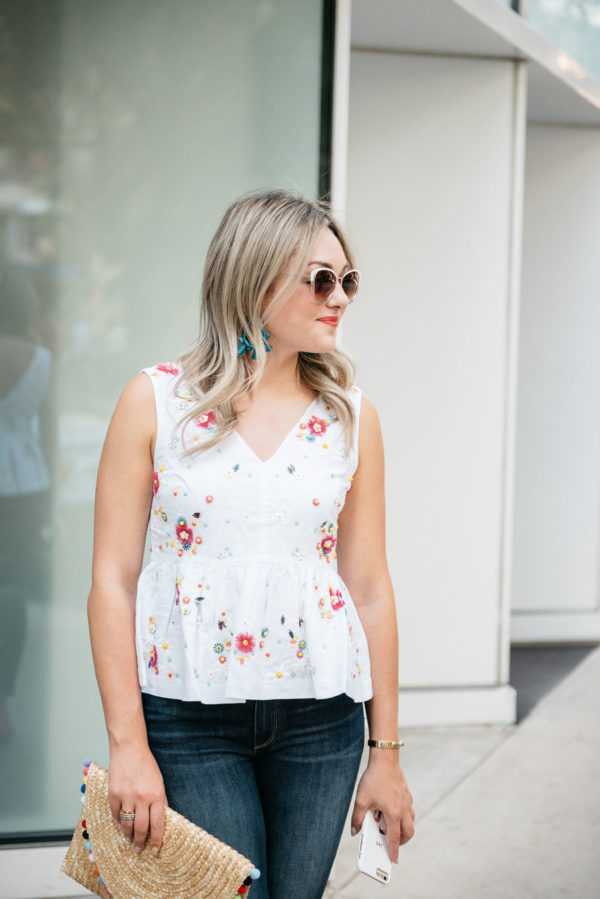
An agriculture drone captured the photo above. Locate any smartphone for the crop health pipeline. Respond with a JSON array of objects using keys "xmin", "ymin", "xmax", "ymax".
[{"xmin": 356, "ymin": 809, "xmax": 392, "ymax": 885}]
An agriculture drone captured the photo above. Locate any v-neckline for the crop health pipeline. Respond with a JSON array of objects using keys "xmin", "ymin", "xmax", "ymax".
[{"xmin": 233, "ymin": 395, "xmax": 319, "ymax": 464}]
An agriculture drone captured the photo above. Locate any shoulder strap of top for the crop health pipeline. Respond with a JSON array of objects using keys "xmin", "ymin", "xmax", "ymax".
[{"xmin": 140, "ymin": 362, "xmax": 182, "ymax": 456}]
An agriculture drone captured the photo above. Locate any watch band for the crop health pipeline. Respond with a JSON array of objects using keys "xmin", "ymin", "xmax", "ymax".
[{"xmin": 367, "ymin": 739, "xmax": 405, "ymax": 749}]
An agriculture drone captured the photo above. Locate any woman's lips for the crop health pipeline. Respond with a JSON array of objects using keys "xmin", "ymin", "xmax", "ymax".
[{"xmin": 317, "ymin": 317, "xmax": 339, "ymax": 327}]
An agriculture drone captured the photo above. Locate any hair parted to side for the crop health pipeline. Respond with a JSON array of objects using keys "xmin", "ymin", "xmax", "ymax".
[{"xmin": 177, "ymin": 189, "xmax": 358, "ymax": 456}]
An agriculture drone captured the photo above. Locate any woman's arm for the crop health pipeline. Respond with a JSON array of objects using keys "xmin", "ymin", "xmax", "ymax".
[
  {"xmin": 88, "ymin": 372, "xmax": 167, "ymax": 853},
  {"xmin": 336, "ymin": 395, "xmax": 415, "ymax": 861}
]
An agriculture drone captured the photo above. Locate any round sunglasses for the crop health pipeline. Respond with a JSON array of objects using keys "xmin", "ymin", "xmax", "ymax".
[{"xmin": 304, "ymin": 267, "xmax": 361, "ymax": 303}]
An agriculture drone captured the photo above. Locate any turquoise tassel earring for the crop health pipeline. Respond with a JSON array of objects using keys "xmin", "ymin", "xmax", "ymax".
[{"xmin": 238, "ymin": 328, "xmax": 272, "ymax": 361}]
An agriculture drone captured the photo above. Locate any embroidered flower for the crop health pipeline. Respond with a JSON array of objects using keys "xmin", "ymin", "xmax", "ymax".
[
  {"xmin": 213, "ymin": 642, "xmax": 225, "ymax": 654},
  {"xmin": 261, "ymin": 627, "xmax": 269, "ymax": 638},
  {"xmin": 218, "ymin": 655, "xmax": 227, "ymax": 664},
  {"xmin": 175, "ymin": 517, "xmax": 193, "ymax": 550},
  {"xmin": 298, "ymin": 640, "xmax": 306, "ymax": 650},
  {"xmin": 206, "ymin": 495, "xmax": 214, "ymax": 503},
  {"xmin": 235, "ymin": 632, "xmax": 255, "ymax": 653},
  {"xmin": 196, "ymin": 410, "xmax": 216, "ymax": 429},
  {"xmin": 329, "ymin": 586, "xmax": 344, "ymax": 611},
  {"xmin": 147, "ymin": 617, "xmax": 156, "ymax": 635},
  {"xmin": 156, "ymin": 363, "xmax": 179, "ymax": 375},
  {"xmin": 148, "ymin": 645, "xmax": 158, "ymax": 675},
  {"xmin": 316, "ymin": 522, "xmax": 337, "ymax": 562},
  {"xmin": 307, "ymin": 415, "xmax": 328, "ymax": 437},
  {"xmin": 153, "ymin": 471, "xmax": 160, "ymax": 495}
]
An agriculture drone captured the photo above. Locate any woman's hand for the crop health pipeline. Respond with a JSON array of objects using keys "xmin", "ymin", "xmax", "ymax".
[
  {"xmin": 108, "ymin": 744, "xmax": 168, "ymax": 855},
  {"xmin": 350, "ymin": 753, "xmax": 415, "ymax": 863}
]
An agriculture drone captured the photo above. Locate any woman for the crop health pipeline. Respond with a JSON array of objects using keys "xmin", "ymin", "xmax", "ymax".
[{"xmin": 88, "ymin": 190, "xmax": 414, "ymax": 898}]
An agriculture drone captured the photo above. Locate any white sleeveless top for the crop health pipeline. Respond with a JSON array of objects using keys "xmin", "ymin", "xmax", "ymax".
[{"xmin": 135, "ymin": 362, "xmax": 373, "ymax": 704}]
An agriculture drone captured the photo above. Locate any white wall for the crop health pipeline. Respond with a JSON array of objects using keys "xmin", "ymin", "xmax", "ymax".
[
  {"xmin": 511, "ymin": 123, "xmax": 600, "ymax": 643},
  {"xmin": 344, "ymin": 49, "xmax": 521, "ymax": 723}
]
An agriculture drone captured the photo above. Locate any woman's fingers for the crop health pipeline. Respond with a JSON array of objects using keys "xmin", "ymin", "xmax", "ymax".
[
  {"xmin": 382, "ymin": 812, "xmax": 401, "ymax": 863},
  {"xmin": 133, "ymin": 804, "xmax": 150, "ymax": 851},
  {"xmin": 149, "ymin": 800, "xmax": 166, "ymax": 855},
  {"xmin": 399, "ymin": 808, "xmax": 416, "ymax": 846},
  {"xmin": 109, "ymin": 789, "xmax": 136, "ymax": 843}
]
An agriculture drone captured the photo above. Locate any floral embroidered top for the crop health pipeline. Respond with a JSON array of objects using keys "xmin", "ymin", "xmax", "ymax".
[{"xmin": 135, "ymin": 362, "xmax": 372, "ymax": 704}]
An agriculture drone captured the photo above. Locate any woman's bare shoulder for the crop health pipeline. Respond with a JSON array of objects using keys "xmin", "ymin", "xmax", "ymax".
[
  {"xmin": 358, "ymin": 393, "xmax": 383, "ymax": 450},
  {"xmin": 106, "ymin": 372, "xmax": 156, "ymax": 449}
]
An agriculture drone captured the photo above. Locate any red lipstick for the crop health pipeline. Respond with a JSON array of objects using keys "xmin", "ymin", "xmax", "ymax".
[{"xmin": 317, "ymin": 317, "xmax": 339, "ymax": 327}]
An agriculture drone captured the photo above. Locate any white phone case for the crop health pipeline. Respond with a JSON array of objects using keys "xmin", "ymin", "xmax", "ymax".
[{"xmin": 356, "ymin": 809, "xmax": 392, "ymax": 885}]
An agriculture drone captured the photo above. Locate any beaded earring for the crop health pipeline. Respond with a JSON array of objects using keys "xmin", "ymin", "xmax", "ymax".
[{"xmin": 238, "ymin": 327, "xmax": 272, "ymax": 360}]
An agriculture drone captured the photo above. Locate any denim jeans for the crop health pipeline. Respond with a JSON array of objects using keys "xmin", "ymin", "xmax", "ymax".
[{"xmin": 142, "ymin": 692, "xmax": 365, "ymax": 899}]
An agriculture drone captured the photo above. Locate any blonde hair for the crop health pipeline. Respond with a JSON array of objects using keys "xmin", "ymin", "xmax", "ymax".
[{"xmin": 177, "ymin": 189, "xmax": 358, "ymax": 455}]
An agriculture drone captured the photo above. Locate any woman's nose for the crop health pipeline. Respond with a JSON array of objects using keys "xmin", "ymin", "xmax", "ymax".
[{"xmin": 325, "ymin": 279, "xmax": 350, "ymax": 309}]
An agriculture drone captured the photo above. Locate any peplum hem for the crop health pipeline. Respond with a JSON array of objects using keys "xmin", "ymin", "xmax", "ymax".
[{"xmin": 135, "ymin": 560, "xmax": 372, "ymax": 704}]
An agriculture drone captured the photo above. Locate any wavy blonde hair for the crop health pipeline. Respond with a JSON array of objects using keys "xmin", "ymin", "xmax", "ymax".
[{"xmin": 177, "ymin": 189, "xmax": 358, "ymax": 456}]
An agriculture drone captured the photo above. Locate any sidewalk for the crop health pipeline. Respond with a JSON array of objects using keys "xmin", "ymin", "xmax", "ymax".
[{"xmin": 327, "ymin": 646, "xmax": 600, "ymax": 898}]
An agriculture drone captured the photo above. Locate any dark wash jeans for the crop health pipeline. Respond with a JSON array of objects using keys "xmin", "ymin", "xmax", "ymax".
[{"xmin": 142, "ymin": 692, "xmax": 365, "ymax": 899}]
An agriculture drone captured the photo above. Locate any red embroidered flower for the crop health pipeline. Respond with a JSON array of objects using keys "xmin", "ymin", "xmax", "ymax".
[
  {"xmin": 156, "ymin": 363, "xmax": 179, "ymax": 375},
  {"xmin": 316, "ymin": 523, "xmax": 337, "ymax": 562},
  {"xmin": 148, "ymin": 645, "xmax": 158, "ymax": 675},
  {"xmin": 329, "ymin": 586, "xmax": 344, "ymax": 611},
  {"xmin": 307, "ymin": 415, "xmax": 328, "ymax": 436},
  {"xmin": 175, "ymin": 517, "xmax": 193, "ymax": 550},
  {"xmin": 196, "ymin": 410, "xmax": 216, "ymax": 428},
  {"xmin": 318, "ymin": 535, "xmax": 336, "ymax": 557},
  {"xmin": 235, "ymin": 632, "xmax": 256, "ymax": 654},
  {"xmin": 153, "ymin": 471, "xmax": 160, "ymax": 495}
]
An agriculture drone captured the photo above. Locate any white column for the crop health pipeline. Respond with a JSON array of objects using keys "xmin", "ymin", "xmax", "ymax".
[
  {"xmin": 344, "ymin": 49, "xmax": 526, "ymax": 725},
  {"xmin": 511, "ymin": 123, "xmax": 600, "ymax": 644}
]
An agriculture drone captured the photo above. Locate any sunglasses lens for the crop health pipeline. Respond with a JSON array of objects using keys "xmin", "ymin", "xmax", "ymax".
[
  {"xmin": 342, "ymin": 271, "xmax": 360, "ymax": 300},
  {"xmin": 313, "ymin": 269, "xmax": 337, "ymax": 300}
]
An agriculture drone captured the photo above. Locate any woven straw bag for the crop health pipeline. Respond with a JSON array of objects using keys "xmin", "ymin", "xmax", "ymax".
[{"xmin": 61, "ymin": 762, "xmax": 259, "ymax": 898}]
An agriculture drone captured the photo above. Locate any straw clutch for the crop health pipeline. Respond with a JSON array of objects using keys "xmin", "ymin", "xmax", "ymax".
[{"xmin": 61, "ymin": 761, "xmax": 260, "ymax": 898}]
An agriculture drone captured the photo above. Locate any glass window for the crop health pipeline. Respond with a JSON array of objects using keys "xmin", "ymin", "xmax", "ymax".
[
  {"xmin": 0, "ymin": 0, "xmax": 324, "ymax": 838},
  {"xmin": 526, "ymin": 0, "xmax": 600, "ymax": 82}
]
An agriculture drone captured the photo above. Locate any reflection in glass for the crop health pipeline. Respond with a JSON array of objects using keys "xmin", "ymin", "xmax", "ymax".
[
  {"xmin": 0, "ymin": 0, "xmax": 323, "ymax": 838},
  {"xmin": 527, "ymin": 0, "xmax": 600, "ymax": 81}
]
